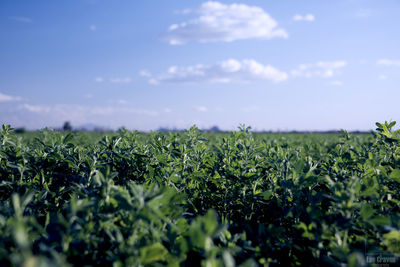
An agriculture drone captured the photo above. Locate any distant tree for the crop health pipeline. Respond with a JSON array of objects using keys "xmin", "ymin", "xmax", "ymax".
[
  {"xmin": 157, "ymin": 127, "xmax": 170, "ymax": 132},
  {"xmin": 14, "ymin": 127, "xmax": 26, "ymax": 134},
  {"xmin": 209, "ymin": 126, "xmax": 221, "ymax": 132},
  {"xmin": 118, "ymin": 127, "xmax": 132, "ymax": 134},
  {"xmin": 63, "ymin": 121, "xmax": 72, "ymax": 131}
]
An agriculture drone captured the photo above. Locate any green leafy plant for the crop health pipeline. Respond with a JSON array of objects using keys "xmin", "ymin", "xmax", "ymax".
[{"xmin": 0, "ymin": 122, "xmax": 399, "ymax": 266}]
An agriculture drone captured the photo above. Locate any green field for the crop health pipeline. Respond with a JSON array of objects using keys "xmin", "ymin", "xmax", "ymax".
[{"xmin": 1, "ymin": 122, "xmax": 400, "ymax": 266}]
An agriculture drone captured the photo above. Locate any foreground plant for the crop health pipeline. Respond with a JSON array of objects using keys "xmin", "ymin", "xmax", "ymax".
[{"xmin": 0, "ymin": 121, "xmax": 399, "ymax": 266}]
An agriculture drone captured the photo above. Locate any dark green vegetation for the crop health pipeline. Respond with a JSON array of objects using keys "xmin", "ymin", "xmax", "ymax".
[{"xmin": 1, "ymin": 122, "xmax": 400, "ymax": 266}]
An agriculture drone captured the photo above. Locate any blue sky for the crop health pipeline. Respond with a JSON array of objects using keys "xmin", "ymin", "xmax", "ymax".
[{"xmin": 1, "ymin": 0, "xmax": 399, "ymax": 131}]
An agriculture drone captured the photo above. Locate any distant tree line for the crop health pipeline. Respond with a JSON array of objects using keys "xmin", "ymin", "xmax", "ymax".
[{"xmin": 10, "ymin": 121, "xmax": 373, "ymax": 134}]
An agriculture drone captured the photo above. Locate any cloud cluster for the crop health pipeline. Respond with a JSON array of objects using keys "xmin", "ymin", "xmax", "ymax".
[
  {"xmin": 241, "ymin": 106, "xmax": 260, "ymax": 112},
  {"xmin": 8, "ymin": 16, "xmax": 32, "ymax": 23},
  {"xmin": 164, "ymin": 1, "xmax": 288, "ymax": 45},
  {"xmin": 110, "ymin": 77, "xmax": 131, "ymax": 83},
  {"xmin": 293, "ymin": 14, "xmax": 315, "ymax": 22},
  {"xmin": 22, "ymin": 104, "xmax": 51, "ymax": 113},
  {"xmin": 291, "ymin": 61, "xmax": 347, "ymax": 78},
  {"xmin": 0, "ymin": 103, "xmax": 165, "ymax": 130},
  {"xmin": 149, "ymin": 59, "xmax": 288, "ymax": 84},
  {"xmin": 139, "ymin": 70, "xmax": 151, "ymax": 77},
  {"xmin": 94, "ymin": 77, "xmax": 132, "ymax": 83},
  {"xmin": 330, "ymin": 80, "xmax": 343, "ymax": 86},
  {"xmin": 0, "ymin": 92, "xmax": 22, "ymax": 103},
  {"xmin": 20, "ymin": 104, "xmax": 159, "ymax": 117},
  {"xmin": 356, "ymin": 9, "xmax": 372, "ymax": 18},
  {"xmin": 194, "ymin": 106, "xmax": 208, "ymax": 112},
  {"xmin": 377, "ymin": 59, "xmax": 400, "ymax": 67}
]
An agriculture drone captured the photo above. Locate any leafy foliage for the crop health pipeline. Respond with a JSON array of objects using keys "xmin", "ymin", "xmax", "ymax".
[{"xmin": 1, "ymin": 122, "xmax": 400, "ymax": 266}]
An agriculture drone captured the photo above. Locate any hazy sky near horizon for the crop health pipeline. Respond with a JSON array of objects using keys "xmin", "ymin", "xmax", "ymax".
[{"xmin": 1, "ymin": 0, "xmax": 399, "ymax": 131}]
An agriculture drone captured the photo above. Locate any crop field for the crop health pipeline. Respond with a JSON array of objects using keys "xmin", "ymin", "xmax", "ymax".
[{"xmin": 1, "ymin": 122, "xmax": 400, "ymax": 266}]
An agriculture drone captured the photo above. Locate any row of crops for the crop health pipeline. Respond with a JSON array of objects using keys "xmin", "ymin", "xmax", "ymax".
[{"xmin": 1, "ymin": 122, "xmax": 400, "ymax": 266}]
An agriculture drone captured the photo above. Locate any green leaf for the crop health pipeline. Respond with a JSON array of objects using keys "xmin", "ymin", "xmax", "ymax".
[
  {"xmin": 63, "ymin": 132, "xmax": 74, "ymax": 144},
  {"xmin": 262, "ymin": 190, "xmax": 273, "ymax": 200},
  {"xmin": 139, "ymin": 243, "xmax": 168, "ymax": 264},
  {"xmin": 369, "ymin": 216, "xmax": 391, "ymax": 226},
  {"xmin": 383, "ymin": 231, "xmax": 400, "ymax": 256},
  {"xmin": 203, "ymin": 209, "xmax": 219, "ymax": 235},
  {"xmin": 388, "ymin": 121, "xmax": 396, "ymax": 129},
  {"xmin": 222, "ymin": 251, "xmax": 235, "ymax": 267},
  {"xmin": 390, "ymin": 169, "xmax": 400, "ymax": 183},
  {"xmin": 360, "ymin": 203, "xmax": 374, "ymax": 220},
  {"xmin": 13, "ymin": 221, "xmax": 30, "ymax": 250}
]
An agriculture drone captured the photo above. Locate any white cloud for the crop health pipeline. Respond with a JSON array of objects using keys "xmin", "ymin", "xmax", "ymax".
[
  {"xmin": 291, "ymin": 61, "xmax": 347, "ymax": 78},
  {"xmin": 174, "ymin": 8, "xmax": 192, "ymax": 15},
  {"xmin": 21, "ymin": 104, "xmax": 51, "ymax": 113},
  {"xmin": 164, "ymin": 1, "xmax": 288, "ymax": 45},
  {"xmin": 94, "ymin": 76, "xmax": 132, "ymax": 83},
  {"xmin": 21, "ymin": 104, "xmax": 159, "ymax": 117},
  {"xmin": 139, "ymin": 70, "xmax": 151, "ymax": 77},
  {"xmin": 8, "ymin": 16, "xmax": 32, "ymax": 23},
  {"xmin": 110, "ymin": 77, "xmax": 131, "ymax": 83},
  {"xmin": 108, "ymin": 99, "xmax": 128, "ymax": 105},
  {"xmin": 241, "ymin": 106, "xmax": 260, "ymax": 112},
  {"xmin": 0, "ymin": 92, "xmax": 22, "ymax": 103},
  {"xmin": 293, "ymin": 14, "xmax": 315, "ymax": 22},
  {"xmin": 164, "ymin": 108, "xmax": 172, "ymax": 113},
  {"xmin": 379, "ymin": 75, "xmax": 387, "ymax": 80},
  {"xmin": 377, "ymin": 59, "xmax": 400, "ymax": 67},
  {"xmin": 315, "ymin": 61, "xmax": 347, "ymax": 69},
  {"xmin": 4, "ymin": 103, "xmax": 167, "ymax": 130},
  {"xmin": 150, "ymin": 59, "xmax": 288, "ymax": 84},
  {"xmin": 89, "ymin": 24, "xmax": 97, "ymax": 31},
  {"xmin": 95, "ymin": 77, "xmax": 104, "ymax": 82},
  {"xmin": 330, "ymin": 80, "xmax": 343, "ymax": 86},
  {"xmin": 148, "ymin": 79, "xmax": 159, "ymax": 85},
  {"xmin": 195, "ymin": 106, "xmax": 208, "ymax": 112},
  {"xmin": 356, "ymin": 9, "xmax": 372, "ymax": 18}
]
